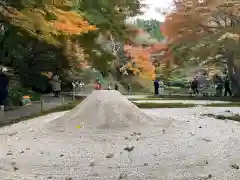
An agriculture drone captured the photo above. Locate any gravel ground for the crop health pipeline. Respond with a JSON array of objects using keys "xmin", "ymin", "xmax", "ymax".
[{"xmin": 1, "ymin": 107, "xmax": 240, "ymax": 180}]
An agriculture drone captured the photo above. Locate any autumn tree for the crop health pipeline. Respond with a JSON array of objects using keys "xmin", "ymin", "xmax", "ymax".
[
  {"xmin": 0, "ymin": 0, "xmax": 96, "ymax": 89},
  {"xmin": 75, "ymin": 0, "xmax": 145, "ymax": 77},
  {"xmin": 162, "ymin": 0, "xmax": 240, "ymax": 96}
]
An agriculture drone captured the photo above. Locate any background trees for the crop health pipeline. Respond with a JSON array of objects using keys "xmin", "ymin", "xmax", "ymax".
[
  {"xmin": 1, "ymin": 0, "xmax": 156, "ymax": 92},
  {"xmin": 161, "ymin": 0, "xmax": 240, "ymax": 96}
]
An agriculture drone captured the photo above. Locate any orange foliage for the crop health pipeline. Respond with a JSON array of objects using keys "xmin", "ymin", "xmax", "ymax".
[
  {"xmin": 124, "ymin": 45, "xmax": 156, "ymax": 80},
  {"xmin": 51, "ymin": 7, "xmax": 97, "ymax": 35}
]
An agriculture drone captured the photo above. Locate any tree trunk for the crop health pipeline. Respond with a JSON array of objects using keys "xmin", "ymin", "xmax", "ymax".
[
  {"xmin": 231, "ymin": 68, "xmax": 240, "ymax": 96},
  {"xmin": 227, "ymin": 52, "xmax": 240, "ymax": 96}
]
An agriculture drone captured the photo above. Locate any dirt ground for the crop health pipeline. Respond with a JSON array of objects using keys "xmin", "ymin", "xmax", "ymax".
[{"xmin": 1, "ymin": 107, "xmax": 240, "ymax": 180}]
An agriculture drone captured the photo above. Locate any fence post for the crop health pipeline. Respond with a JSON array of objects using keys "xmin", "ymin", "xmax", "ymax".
[
  {"xmin": 40, "ymin": 100, "xmax": 44, "ymax": 113},
  {"xmin": 72, "ymin": 83, "xmax": 76, "ymax": 100},
  {"xmin": 61, "ymin": 97, "xmax": 64, "ymax": 105}
]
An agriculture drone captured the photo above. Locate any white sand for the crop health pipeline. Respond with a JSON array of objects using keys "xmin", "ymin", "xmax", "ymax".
[{"xmin": 1, "ymin": 95, "xmax": 240, "ymax": 179}]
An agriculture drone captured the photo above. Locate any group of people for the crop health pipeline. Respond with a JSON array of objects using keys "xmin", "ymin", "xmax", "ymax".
[
  {"xmin": 107, "ymin": 83, "xmax": 119, "ymax": 91},
  {"xmin": 95, "ymin": 79, "xmax": 132, "ymax": 95},
  {"xmin": 52, "ymin": 73, "xmax": 85, "ymax": 97},
  {"xmin": 72, "ymin": 80, "xmax": 85, "ymax": 91},
  {"xmin": 190, "ymin": 75, "xmax": 232, "ymax": 96}
]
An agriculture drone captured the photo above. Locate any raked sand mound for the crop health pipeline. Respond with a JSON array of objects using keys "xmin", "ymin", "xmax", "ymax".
[{"xmin": 48, "ymin": 90, "xmax": 160, "ymax": 131}]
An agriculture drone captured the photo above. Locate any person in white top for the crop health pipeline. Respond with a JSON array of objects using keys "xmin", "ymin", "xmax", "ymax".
[
  {"xmin": 79, "ymin": 80, "xmax": 84, "ymax": 92},
  {"xmin": 159, "ymin": 80, "xmax": 164, "ymax": 95}
]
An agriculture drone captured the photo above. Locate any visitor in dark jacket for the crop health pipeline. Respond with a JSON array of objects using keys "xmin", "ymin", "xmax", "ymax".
[
  {"xmin": 224, "ymin": 76, "xmax": 232, "ymax": 96},
  {"xmin": 191, "ymin": 77, "xmax": 199, "ymax": 95},
  {"xmin": 114, "ymin": 83, "xmax": 119, "ymax": 91},
  {"xmin": 154, "ymin": 79, "xmax": 159, "ymax": 95},
  {"xmin": 0, "ymin": 67, "xmax": 9, "ymax": 111}
]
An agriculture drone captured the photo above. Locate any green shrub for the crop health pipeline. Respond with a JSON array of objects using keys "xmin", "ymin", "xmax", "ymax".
[{"xmin": 8, "ymin": 87, "xmax": 41, "ymax": 106}]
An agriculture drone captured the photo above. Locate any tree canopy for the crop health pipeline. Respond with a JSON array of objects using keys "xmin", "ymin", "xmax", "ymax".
[
  {"xmin": 161, "ymin": 0, "xmax": 240, "ymax": 95},
  {"xmin": 0, "ymin": 0, "xmax": 153, "ymax": 89}
]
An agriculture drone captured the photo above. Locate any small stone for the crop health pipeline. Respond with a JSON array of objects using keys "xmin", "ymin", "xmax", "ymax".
[
  {"xmin": 106, "ymin": 153, "xmax": 114, "ymax": 158},
  {"xmin": 137, "ymin": 132, "xmax": 142, "ymax": 136},
  {"xmin": 198, "ymin": 126, "xmax": 202, "ymax": 128},
  {"xmin": 225, "ymin": 110, "xmax": 231, "ymax": 113},
  {"xmin": 26, "ymin": 148, "xmax": 30, "ymax": 151},
  {"xmin": 13, "ymin": 166, "xmax": 19, "ymax": 171},
  {"xmin": 33, "ymin": 137, "xmax": 37, "ymax": 140},
  {"xmin": 47, "ymin": 176, "xmax": 53, "ymax": 179},
  {"xmin": 202, "ymin": 138, "xmax": 212, "ymax": 143},
  {"xmin": 208, "ymin": 174, "xmax": 212, "ymax": 178},
  {"xmin": 118, "ymin": 172, "xmax": 127, "ymax": 179},
  {"xmin": 136, "ymin": 137, "xmax": 139, "ymax": 141},
  {"xmin": 205, "ymin": 160, "xmax": 208, "ymax": 164},
  {"xmin": 162, "ymin": 129, "xmax": 166, "ymax": 134},
  {"xmin": 11, "ymin": 162, "xmax": 16, "ymax": 166},
  {"xmin": 144, "ymin": 163, "xmax": 148, "ymax": 166},
  {"xmin": 130, "ymin": 133, "xmax": 134, "ymax": 136},
  {"xmin": 7, "ymin": 151, "xmax": 12, "ymax": 155},
  {"xmin": 89, "ymin": 161, "xmax": 95, "ymax": 167},
  {"xmin": 20, "ymin": 150, "xmax": 25, "ymax": 154},
  {"xmin": 9, "ymin": 132, "xmax": 17, "ymax": 136},
  {"xmin": 60, "ymin": 154, "xmax": 64, "ymax": 157},
  {"xmin": 92, "ymin": 173, "xmax": 99, "ymax": 177},
  {"xmin": 231, "ymin": 164, "xmax": 239, "ymax": 169},
  {"xmin": 65, "ymin": 177, "xmax": 73, "ymax": 180},
  {"xmin": 124, "ymin": 146, "xmax": 134, "ymax": 152},
  {"xmin": 124, "ymin": 137, "xmax": 129, "ymax": 140}
]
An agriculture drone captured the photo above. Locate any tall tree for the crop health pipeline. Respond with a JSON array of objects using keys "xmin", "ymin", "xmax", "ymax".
[{"xmin": 162, "ymin": 0, "xmax": 240, "ymax": 96}]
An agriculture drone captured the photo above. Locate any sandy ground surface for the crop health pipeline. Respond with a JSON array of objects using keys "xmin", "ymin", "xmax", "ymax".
[
  {"xmin": 1, "ymin": 107, "xmax": 240, "ymax": 180},
  {"xmin": 133, "ymin": 100, "xmax": 231, "ymax": 104}
]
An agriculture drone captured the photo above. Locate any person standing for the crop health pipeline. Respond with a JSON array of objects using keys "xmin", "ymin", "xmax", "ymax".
[
  {"xmin": 159, "ymin": 80, "xmax": 164, "ymax": 95},
  {"xmin": 114, "ymin": 83, "xmax": 119, "ymax": 91},
  {"xmin": 52, "ymin": 73, "xmax": 61, "ymax": 97},
  {"xmin": 154, "ymin": 79, "xmax": 159, "ymax": 95},
  {"xmin": 107, "ymin": 84, "xmax": 111, "ymax": 90},
  {"xmin": 224, "ymin": 76, "xmax": 232, "ymax": 96},
  {"xmin": 80, "ymin": 80, "xmax": 84, "ymax": 92},
  {"xmin": 191, "ymin": 77, "xmax": 199, "ymax": 95},
  {"xmin": 127, "ymin": 84, "xmax": 132, "ymax": 95},
  {"xmin": 95, "ymin": 79, "xmax": 101, "ymax": 90},
  {"xmin": 0, "ymin": 67, "xmax": 9, "ymax": 112}
]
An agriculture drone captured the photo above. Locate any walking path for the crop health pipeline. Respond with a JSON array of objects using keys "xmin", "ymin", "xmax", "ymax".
[{"xmin": 3, "ymin": 95, "xmax": 72, "ymax": 122}]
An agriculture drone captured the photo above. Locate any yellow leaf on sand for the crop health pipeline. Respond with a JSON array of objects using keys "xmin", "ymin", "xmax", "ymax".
[{"xmin": 76, "ymin": 125, "xmax": 81, "ymax": 128}]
